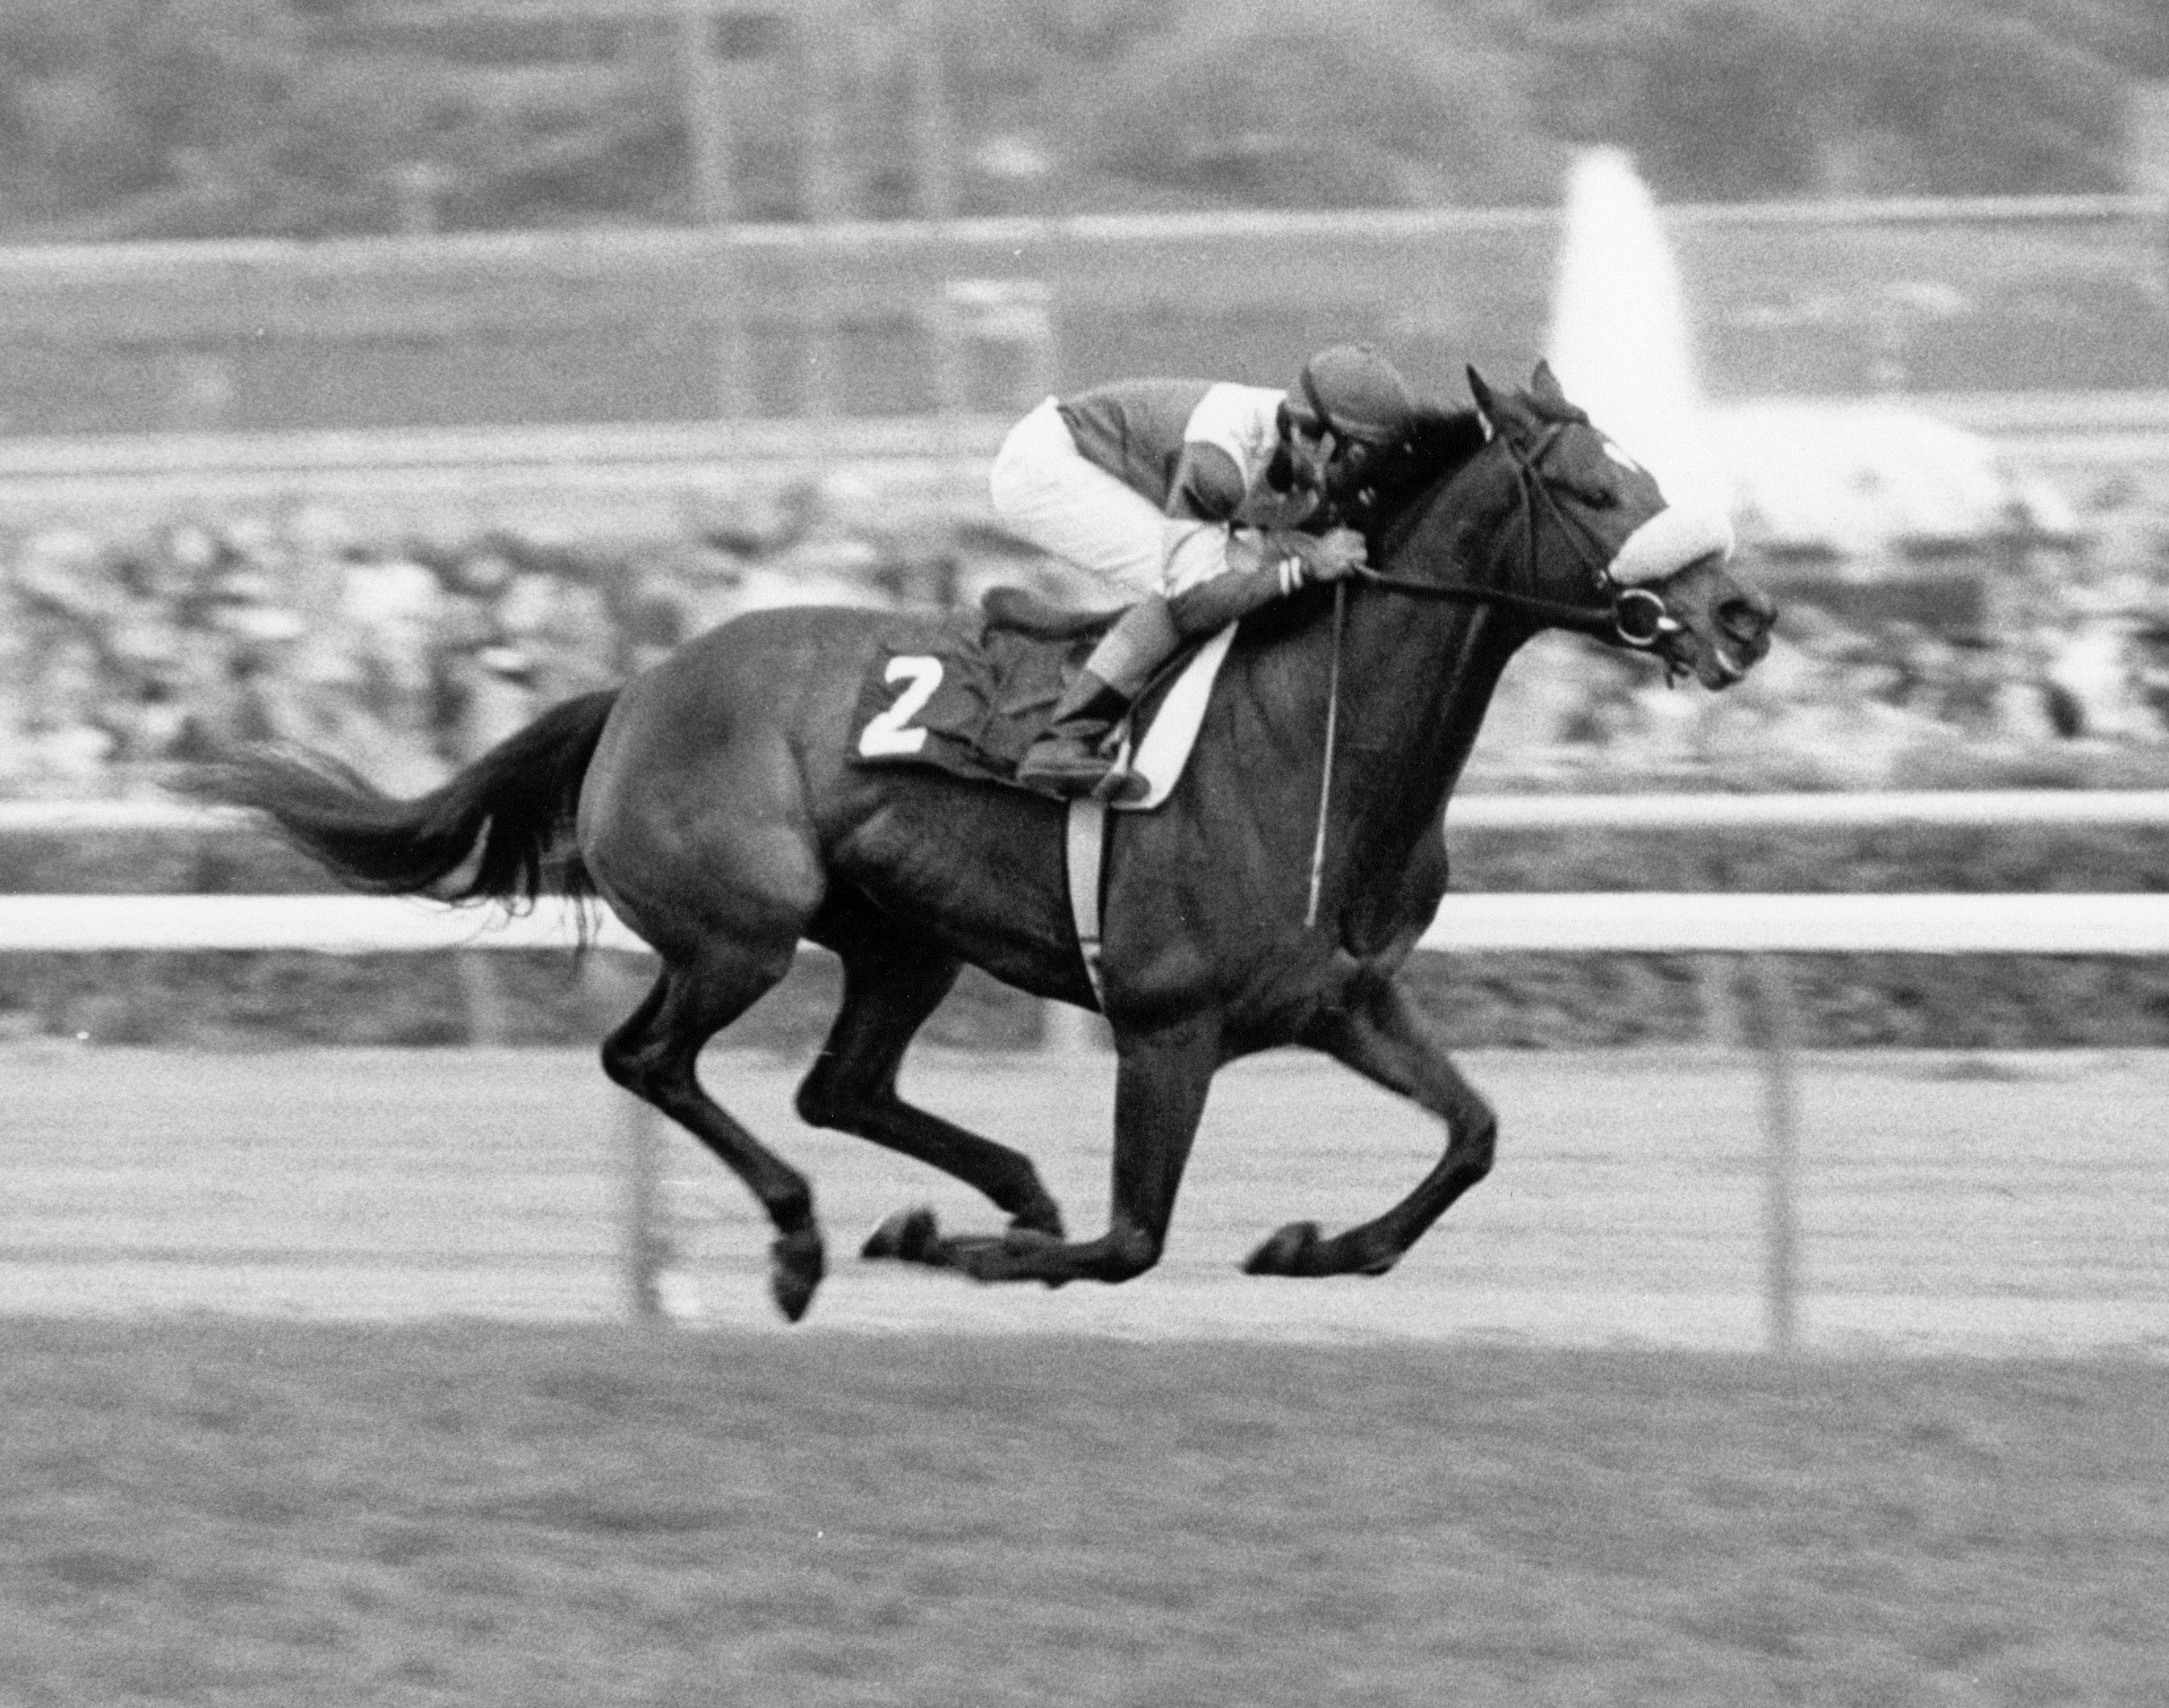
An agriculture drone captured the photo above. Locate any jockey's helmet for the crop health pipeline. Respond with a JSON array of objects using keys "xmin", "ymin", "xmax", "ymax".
[{"xmin": 1290, "ymin": 344, "xmax": 1418, "ymax": 446}]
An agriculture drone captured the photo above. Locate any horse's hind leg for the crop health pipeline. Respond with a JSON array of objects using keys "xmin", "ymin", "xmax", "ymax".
[
  {"xmin": 1244, "ymin": 975, "xmax": 1497, "ymax": 1279},
  {"xmin": 797, "ymin": 904, "xmax": 1065, "ymax": 1257},
  {"xmin": 602, "ymin": 947, "xmax": 827, "ymax": 1320}
]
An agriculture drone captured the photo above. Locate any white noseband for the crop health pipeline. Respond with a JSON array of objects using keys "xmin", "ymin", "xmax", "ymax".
[{"xmin": 1608, "ymin": 504, "xmax": 1736, "ymax": 587}]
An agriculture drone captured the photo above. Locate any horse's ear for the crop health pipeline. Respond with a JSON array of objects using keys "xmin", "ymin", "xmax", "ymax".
[
  {"xmin": 1466, "ymin": 366, "xmax": 1502, "ymax": 434},
  {"xmin": 1529, "ymin": 359, "xmax": 1567, "ymax": 405}
]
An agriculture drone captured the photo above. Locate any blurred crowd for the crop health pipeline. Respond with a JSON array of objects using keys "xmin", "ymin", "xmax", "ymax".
[
  {"xmin": 0, "ymin": 488, "xmax": 992, "ymax": 799},
  {"xmin": 5, "ymin": 493, "xmax": 2169, "ymax": 799}
]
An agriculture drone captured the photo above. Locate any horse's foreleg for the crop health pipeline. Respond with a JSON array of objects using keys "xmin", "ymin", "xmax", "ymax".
[
  {"xmin": 1244, "ymin": 976, "xmax": 1496, "ymax": 1279},
  {"xmin": 927, "ymin": 1014, "xmax": 1221, "ymax": 1287},
  {"xmin": 794, "ymin": 918, "xmax": 1066, "ymax": 1248},
  {"xmin": 601, "ymin": 951, "xmax": 827, "ymax": 1320}
]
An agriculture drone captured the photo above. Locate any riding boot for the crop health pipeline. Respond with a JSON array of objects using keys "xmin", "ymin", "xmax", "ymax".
[
  {"xmin": 1016, "ymin": 595, "xmax": 1182, "ymax": 798},
  {"xmin": 1014, "ymin": 674, "xmax": 1131, "ymax": 796}
]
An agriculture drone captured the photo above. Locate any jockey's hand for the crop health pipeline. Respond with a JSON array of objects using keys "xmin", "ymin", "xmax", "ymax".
[{"xmin": 1296, "ymin": 528, "xmax": 1370, "ymax": 582}]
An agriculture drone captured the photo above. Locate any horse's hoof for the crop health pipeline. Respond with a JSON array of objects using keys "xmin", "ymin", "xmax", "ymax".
[
  {"xmin": 997, "ymin": 1226, "xmax": 1072, "ymax": 1288},
  {"xmin": 769, "ymin": 1228, "xmax": 826, "ymax": 1322},
  {"xmin": 862, "ymin": 1206, "xmax": 940, "ymax": 1264},
  {"xmin": 1242, "ymin": 1220, "xmax": 1323, "ymax": 1277},
  {"xmin": 937, "ymin": 1228, "xmax": 1057, "ymax": 1284}
]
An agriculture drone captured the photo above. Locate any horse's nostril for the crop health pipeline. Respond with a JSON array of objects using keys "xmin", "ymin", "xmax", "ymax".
[{"xmin": 1720, "ymin": 593, "xmax": 1777, "ymax": 638}]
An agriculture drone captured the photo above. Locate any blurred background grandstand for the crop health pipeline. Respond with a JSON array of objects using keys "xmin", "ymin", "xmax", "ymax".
[{"xmin": 6, "ymin": 0, "xmax": 2169, "ymax": 806}]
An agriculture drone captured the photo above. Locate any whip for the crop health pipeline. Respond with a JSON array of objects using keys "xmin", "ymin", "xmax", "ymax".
[{"xmin": 1304, "ymin": 580, "xmax": 1347, "ymax": 929}]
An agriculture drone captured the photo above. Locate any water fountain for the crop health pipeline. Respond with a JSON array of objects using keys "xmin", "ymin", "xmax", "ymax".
[
  {"xmin": 1541, "ymin": 147, "xmax": 2074, "ymax": 566},
  {"xmin": 1545, "ymin": 147, "xmax": 1721, "ymax": 512}
]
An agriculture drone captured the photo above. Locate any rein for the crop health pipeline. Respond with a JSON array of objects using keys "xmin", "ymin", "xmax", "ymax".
[
  {"xmin": 1349, "ymin": 423, "xmax": 1673, "ymax": 649},
  {"xmin": 1348, "ymin": 565, "xmax": 1622, "ymax": 636}
]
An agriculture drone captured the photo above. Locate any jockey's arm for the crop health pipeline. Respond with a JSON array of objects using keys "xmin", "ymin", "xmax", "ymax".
[
  {"xmin": 1159, "ymin": 441, "xmax": 1363, "ymax": 636},
  {"xmin": 1163, "ymin": 526, "xmax": 1368, "ymax": 637}
]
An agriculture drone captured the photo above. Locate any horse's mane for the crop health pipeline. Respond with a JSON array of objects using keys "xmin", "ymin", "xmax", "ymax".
[{"xmin": 1338, "ymin": 405, "xmax": 1491, "ymax": 553}]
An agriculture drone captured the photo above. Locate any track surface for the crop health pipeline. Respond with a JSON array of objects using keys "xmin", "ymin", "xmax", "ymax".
[
  {"xmin": 4, "ymin": 1045, "xmax": 2166, "ymax": 1354},
  {"xmin": 8, "ymin": 1323, "xmax": 2167, "ymax": 1708}
]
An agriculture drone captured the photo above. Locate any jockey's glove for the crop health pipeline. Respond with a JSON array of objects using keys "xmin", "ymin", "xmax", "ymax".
[{"xmin": 1292, "ymin": 528, "xmax": 1370, "ymax": 582}]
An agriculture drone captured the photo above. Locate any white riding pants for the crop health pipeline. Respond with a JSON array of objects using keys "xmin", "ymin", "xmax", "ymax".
[{"xmin": 989, "ymin": 397, "xmax": 1230, "ymax": 599}]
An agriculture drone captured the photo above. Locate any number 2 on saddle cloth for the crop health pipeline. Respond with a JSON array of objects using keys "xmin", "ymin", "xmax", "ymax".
[{"xmin": 849, "ymin": 615, "xmax": 1134, "ymax": 796}]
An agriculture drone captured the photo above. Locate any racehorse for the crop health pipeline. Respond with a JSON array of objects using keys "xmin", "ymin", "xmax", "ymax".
[{"xmin": 185, "ymin": 363, "xmax": 1776, "ymax": 1321}]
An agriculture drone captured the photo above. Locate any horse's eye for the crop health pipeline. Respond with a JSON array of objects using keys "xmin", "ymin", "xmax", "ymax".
[{"xmin": 1570, "ymin": 483, "xmax": 1618, "ymax": 509}]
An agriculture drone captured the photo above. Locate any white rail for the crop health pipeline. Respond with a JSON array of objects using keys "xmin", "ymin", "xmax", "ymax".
[
  {"xmin": 1422, "ymin": 893, "xmax": 2169, "ymax": 954},
  {"xmin": 0, "ymin": 893, "xmax": 644, "ymax": 954},
  {"xmin": 8, "ymin": 789, "xmax": 2169, "ymax": 837},
  {"xmin": 8, "ymin": 788, "xmax": 2169, "ymax": 954},
  {"xmin": 1448, "ymin": 790, "xmax": 2169, "ymax": 829},
  {"xmin": 4, "ymin": 889, "xmax": 2168, "ymax": 957}
]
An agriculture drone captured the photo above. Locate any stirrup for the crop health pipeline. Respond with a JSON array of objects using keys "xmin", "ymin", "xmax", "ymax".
[
  {"xmin": 1016, "ymin": 721, "xmax": 1123, "ymax": 797},
  {"xmin": 1017, "ymin": 746, "xmax": 1113, "ymax": 797},
  {"xmin": 1018, "ymin": 754, "xmax": 1143, "ymax": 804},
  {"xmin": 1090, "ymin": 762, "xmax": 1147, "ymax": 805}
]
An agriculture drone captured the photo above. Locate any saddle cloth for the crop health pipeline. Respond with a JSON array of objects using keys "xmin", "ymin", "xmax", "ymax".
[{"xmin": 849, "ymin": 613, "xmax": 1235, "ymax": 811}]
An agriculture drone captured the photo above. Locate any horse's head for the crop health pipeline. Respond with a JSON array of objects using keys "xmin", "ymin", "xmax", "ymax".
[{"xmin": 1358, "ymin": 363, "xmax": 1777, "ymax": 690}]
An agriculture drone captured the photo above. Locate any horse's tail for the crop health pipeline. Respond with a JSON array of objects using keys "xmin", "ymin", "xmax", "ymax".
[{"xmin": 181, "ymin": 688, "xmax": 620, "ymax": 910}]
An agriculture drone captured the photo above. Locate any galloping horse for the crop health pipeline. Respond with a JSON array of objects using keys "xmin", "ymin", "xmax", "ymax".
[{"xmin": 187, "ymin": 364, "xmax": 1776, "ymax": 1320}]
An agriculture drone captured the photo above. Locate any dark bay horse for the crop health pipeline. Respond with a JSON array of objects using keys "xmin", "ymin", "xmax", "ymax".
[{"xmin": 186, "ymin": 364, "xmax": 1776, "ymax": 1320}]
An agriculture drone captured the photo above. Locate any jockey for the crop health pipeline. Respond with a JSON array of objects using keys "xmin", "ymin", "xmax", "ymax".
[{"xmin": 990, "ymin": 343, "xmax": 1420, "ymax": 798}]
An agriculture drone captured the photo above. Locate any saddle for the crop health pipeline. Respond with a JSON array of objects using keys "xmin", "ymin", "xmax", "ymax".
[
  {"xmin": 979, "ymin": 585, "xmax": 1121, "ymax": 641},
  {"xmin": 848, "ymin": 588, "xmax": 1234, "ymax": 809}
]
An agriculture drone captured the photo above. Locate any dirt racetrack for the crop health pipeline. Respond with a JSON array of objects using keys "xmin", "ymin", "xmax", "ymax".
[
  {"xmin": 6, "ymin": 1045, "xmax": 2169, "ymax": 1707},
  {"xmin": 4, "ymin": 1044, "xmax": 2164, "ymax": 1355}
]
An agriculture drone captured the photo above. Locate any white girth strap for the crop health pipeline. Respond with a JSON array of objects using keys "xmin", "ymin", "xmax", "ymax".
[{"xmin": 1064, "ymin": 798, "xmax": 1109, "ymax": 1008}]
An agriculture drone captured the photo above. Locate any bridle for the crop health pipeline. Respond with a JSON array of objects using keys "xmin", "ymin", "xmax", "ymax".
[{"xmin": 1346, "ymin": 418, "xmax": 1683, "ymax": 651}]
